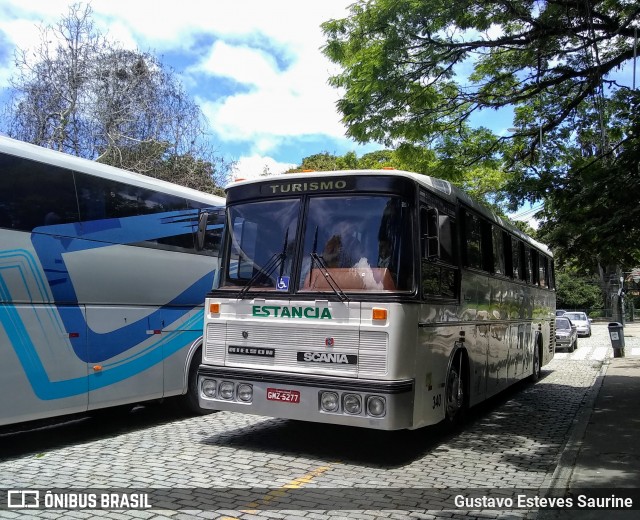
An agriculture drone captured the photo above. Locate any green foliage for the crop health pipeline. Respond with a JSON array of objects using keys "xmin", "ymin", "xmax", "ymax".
[
  {"xmin": 322, "ymin": 0, "xmax": 640, "ymax": 269},
  {"xmin": 555, "ymin": 271, "xmax": 603, "ymax": 311},
  {"xmin": 323, "ymin": 0, "xmax": 638, "ymax": 160},
  {"xmin": 534, "ymin": 92, "xmax": 640, "ymax": 269}
]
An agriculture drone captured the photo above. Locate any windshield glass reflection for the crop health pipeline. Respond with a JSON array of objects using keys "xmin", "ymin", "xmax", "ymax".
[
  {"xmin": 221, "ymin": 199, "xmax": 299, "ymax": 291},
  {"xmin": 299, "ymin": 195, "xmax": 413, "ymax": 293}
]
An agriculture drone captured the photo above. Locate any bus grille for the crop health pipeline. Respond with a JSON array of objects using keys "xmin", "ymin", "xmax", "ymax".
[
  {"xmin": 358, "ymin": 331, "xmax": 388, "ymax": 376},
  {"xmin": 204, "ymin": 322, "xmax": 227, "ymax": 364},
  {"xmin": 215, "ymin": 323, "xmax": 388, "ymax": 377}
]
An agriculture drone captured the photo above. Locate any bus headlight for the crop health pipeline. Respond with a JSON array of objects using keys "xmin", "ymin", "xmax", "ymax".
[
  {"xmin": 343, "ymin": 394, "xmax": 362, "ymax": 415},
  {"xmin": 366, "ymin": 395, "xmax": 386, "ymax": 417},
  {"xmin": 201, "ymin": 379, "xmax": 217, "ymax": 398},
  {"xmin": 219, "ymin": 381, "xmax": 235, "ymax": 400},
  {"xmin": 320, "ymin": 391, "xmax": 339, "ymax": 412},
  {"xmin": 237, "ymin": 383, "xmax": 253, "ymax": 402}
]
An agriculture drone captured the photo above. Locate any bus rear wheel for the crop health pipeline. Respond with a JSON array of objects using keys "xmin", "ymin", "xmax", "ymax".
[
  {"xmin": 530, "ymin": 343, "xmax": 542, "ymax": 382},
  {"xmin": 444, "ymin": 354, "xmax": 467, "ymax": 427}
]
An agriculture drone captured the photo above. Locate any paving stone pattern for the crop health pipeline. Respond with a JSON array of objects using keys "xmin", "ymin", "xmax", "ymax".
[{"xmin": 0, "ymin": 324, "xmax": 621, "ymax": 520}]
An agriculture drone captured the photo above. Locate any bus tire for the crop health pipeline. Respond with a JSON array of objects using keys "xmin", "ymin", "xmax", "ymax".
[
  {"xmin": 180, "ymin": 348, "xmax": 213, "ymax": 415},
  {"xmin": 444, "ymin": 352, "xmax": 467, "ymax": 427},
  {"xmin": 530, "ymin": 342, "xmax": 542, "ymax": 382}
]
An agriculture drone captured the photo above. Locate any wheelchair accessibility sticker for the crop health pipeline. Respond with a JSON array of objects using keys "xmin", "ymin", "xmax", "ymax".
[{"xmin": 276, "ymin": 277, "xmax": 290, "ymax": 291}]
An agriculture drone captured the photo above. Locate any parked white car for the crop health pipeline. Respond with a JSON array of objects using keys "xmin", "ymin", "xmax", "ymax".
[{"xmin": 563, "ymin": 311, "xmax": 592, "ymax": 337}]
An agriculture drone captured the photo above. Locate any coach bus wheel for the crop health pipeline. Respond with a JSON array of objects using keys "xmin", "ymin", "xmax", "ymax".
[
  {"xmin": 179, "ymin": 348, "xmax": 213, "ymax": 415},
  {"xmin": 444, "ymin": 353, "xmax": 467, "ymax": 427},
  {"xmin": 530, "ymin": 343, "xmax": 542, "ymax": 382}
]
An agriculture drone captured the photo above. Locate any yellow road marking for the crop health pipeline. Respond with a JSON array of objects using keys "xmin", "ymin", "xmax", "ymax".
[{"xmin": 231, "ymin": 464, "xmax": 332, "ymax": 515}]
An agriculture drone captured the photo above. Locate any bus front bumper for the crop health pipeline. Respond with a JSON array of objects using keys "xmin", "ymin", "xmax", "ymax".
[{"xmin": 198, "ymin": 366, "xmax": 415, "ymax": 431}]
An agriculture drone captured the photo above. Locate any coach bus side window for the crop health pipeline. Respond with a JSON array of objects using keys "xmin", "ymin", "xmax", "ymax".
[
  {"xmin": 539, "ymin": 254, "xmax": 549, "ymax": 288},
  {"xmin": 512, "ymin": 238, "xmax": 522, "ymax": 280},
  {"xmin": 523, "ymin": 246, "xmax": 532, "ymax": 284},
  {"xmin": 420, "ymin": 206, "xmax": 458, "ymax": 299},
  {"xmin": 0, "ymin": 154, "xmax": 79, "ymax": 232},
  {"xmin": 75, "ymin": 174, "xmax": 197, "ymax": 252},
  {"xmin": 492, "ymin": 226, "xmax": 506, "ymax": 275},
  {"xmin": 464, "ymin": 211, "xmax": 483, "ymax": 270},
  {"xmin": 421, "ymin": 207, "xmax": 439, "ymax": 259}
]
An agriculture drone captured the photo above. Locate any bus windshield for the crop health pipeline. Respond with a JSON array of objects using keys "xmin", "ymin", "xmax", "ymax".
[
  {"xmin": 219, "ymin": 193, "xmax": 413, "ymax": 294},
  {"xmin": 300, "ymin": 195, "xmax": 413, "ymax": 293},
  {"xmin": 221, "ymin": 198, "xmax": 300, "ymax": 290}
]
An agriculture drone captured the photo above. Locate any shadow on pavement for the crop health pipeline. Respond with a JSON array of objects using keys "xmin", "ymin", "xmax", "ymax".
[
  {"xmin": 0, "ymin": 402, "xmax": 193, "ymax": 461},
  {"xmin": 201, "ymin": 371, "xmax": 572, "ymax": 470}
]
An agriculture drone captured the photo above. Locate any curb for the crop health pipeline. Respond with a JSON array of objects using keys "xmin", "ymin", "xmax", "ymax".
[{"xmin": 536, "ymin": 355, "xmax": 610, "ymax": 518}]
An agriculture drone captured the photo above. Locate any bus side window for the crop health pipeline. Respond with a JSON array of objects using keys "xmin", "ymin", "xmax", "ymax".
[
  {"xmin": 420, "ymin": 207, "xmax": 439, "ymax": 259},
  {"xmin": 539, "ymin": 254, "xmax": 548, "ymax": 288},
  {"xmin": 523, "ymin": 246, "xmax": 532, "ymax": 283},
  {"xmin": 421, "ymin": 205, "xmax": 458, "ymax": 299},
  {"xmin": 438, "ymin": 214, "xmax": 456, "ymax": 264},
  {"xmin": 492, "ymin": 226, "xmax": 506, "ymax": 275},
  {"xmin": 463, "ymin": 211, "xmax": 483, "ymax": 270},
  {"xmin": 531, "ymin": 250, "xmax": 540, "ymax": 285},
  {"xmin": 0, "ymin": 154, "xmax": 79, "ymax": 232},
  {"xmin": 512, "ymin": 238, "xmax": 522, "ymax": 280}
]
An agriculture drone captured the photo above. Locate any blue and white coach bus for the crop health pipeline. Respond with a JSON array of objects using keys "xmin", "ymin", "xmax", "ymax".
[
  {"xmin": 0, "ymin": 136, "xmax": 224, "ymax": 426},
  {"xmin": 197, "ymin": 170, "xmax": 555, "ymax": 430}
]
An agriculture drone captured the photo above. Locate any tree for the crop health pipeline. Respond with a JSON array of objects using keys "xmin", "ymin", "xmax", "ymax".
[
  {"xmin": 555, "ymin": 271, "xmax": 604, "ymax": 311},
  {"xmin": 323, "ymin": 0, "xmax": 638, "ymax": 162},
  {"xmin": 322, "ymin": 0, "xmax": 640, "ymax": 266},
  {"xmin": 2, "ymin": 2, "xmax": 229, "ymax": 192}
]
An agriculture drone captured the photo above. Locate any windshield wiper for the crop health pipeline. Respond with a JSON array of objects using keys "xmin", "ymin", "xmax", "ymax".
[
  {"xmin": 237, "ymin": 229, "xmax": 289, "ymax": 299},
  {"xmin": 308, "ymin": 226, "xmax": 348, "ymax": 302}
]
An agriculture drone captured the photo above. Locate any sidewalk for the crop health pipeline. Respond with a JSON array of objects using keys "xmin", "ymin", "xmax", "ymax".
[{"xmin": 542, "ymin": 322, "xmax": 640, "ymax": 518}]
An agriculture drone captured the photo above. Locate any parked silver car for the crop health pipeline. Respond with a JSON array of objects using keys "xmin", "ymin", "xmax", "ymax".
[
  {"xmin": 555, "ymin": 317, "xmax": 578, "ymax": 352},
  {"xmin": 563, "ymin": 311, "xmax": 592, "ymax": 337}
]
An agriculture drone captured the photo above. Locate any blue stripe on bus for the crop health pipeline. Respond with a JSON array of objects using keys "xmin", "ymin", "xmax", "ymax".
[
  {"xmin": 0, "ymin": 282, "xmax": 203, "ymax": 399},
  {"xmin": 26, "ymin": 211, "xmax": 219, "ymax": 361}
]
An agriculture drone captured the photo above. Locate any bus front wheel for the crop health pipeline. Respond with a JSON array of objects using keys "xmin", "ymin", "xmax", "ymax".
[{"xmin": 444, "ymin": 353, "xmax": 467, "ymax": 427}]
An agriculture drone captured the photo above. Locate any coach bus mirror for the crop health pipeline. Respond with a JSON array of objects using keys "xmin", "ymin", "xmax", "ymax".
[{"xmin": 196, "ymin": 211, "xmax": 209, "ymax": 251}]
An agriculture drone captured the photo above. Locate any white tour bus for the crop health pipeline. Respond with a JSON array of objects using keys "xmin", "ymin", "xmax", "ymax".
[
  {"xmin": 197, "ymin": 170, "xmax": 555, "ymax": 430},
  {"xmin": 0, "ymin": 136, "xmax": 224, "ymax": 427}
]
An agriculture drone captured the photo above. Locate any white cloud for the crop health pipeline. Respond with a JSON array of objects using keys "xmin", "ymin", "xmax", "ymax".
[
  {"xmin": 0, "ymin": 0, "xmax": 354, "ymax": 159},
  {"xmin": 231, "ymin": 155, "xmax": 296, "ymax": 181}
]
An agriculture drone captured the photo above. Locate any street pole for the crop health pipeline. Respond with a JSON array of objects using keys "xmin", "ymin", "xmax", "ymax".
[{"xmin": 620, "ymin": 276, "xmax": 625, "ymax": 327}]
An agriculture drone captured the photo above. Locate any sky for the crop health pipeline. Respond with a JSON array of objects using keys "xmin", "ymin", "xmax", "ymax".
[
  {"xmin": 4, "ymin": 0, "xmax": 634, "ymax": 226},
  {"xmin": 0, "ymin": 0, "xmax": 385, "ymax": 181}
]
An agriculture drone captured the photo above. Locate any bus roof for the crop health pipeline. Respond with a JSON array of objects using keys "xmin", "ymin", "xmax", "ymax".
[
  {"xmin": 227, "ymin": 169, "xmax": 551, "ymax": 256},
  {"xmin": 0, "ymin": 135, "xmax": 225, "ymax": 207}
]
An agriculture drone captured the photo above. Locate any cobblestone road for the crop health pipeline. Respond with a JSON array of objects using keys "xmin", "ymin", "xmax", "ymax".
[{"xmin": 0, "ymin": 323, "xmax": 631, "ymax": 520}]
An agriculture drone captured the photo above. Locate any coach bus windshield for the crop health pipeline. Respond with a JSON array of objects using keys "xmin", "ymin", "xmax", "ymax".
[
  {"xmin": 221, "ymin": 199, "xmax": 300, "ymax": 291},
  {"xmin": 219, "ymin": 194, "xmax": 413, "ymax": 294},
  {"xmin": 299, "ymin": 195, "xmax": 413, "ymax": 293}
]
